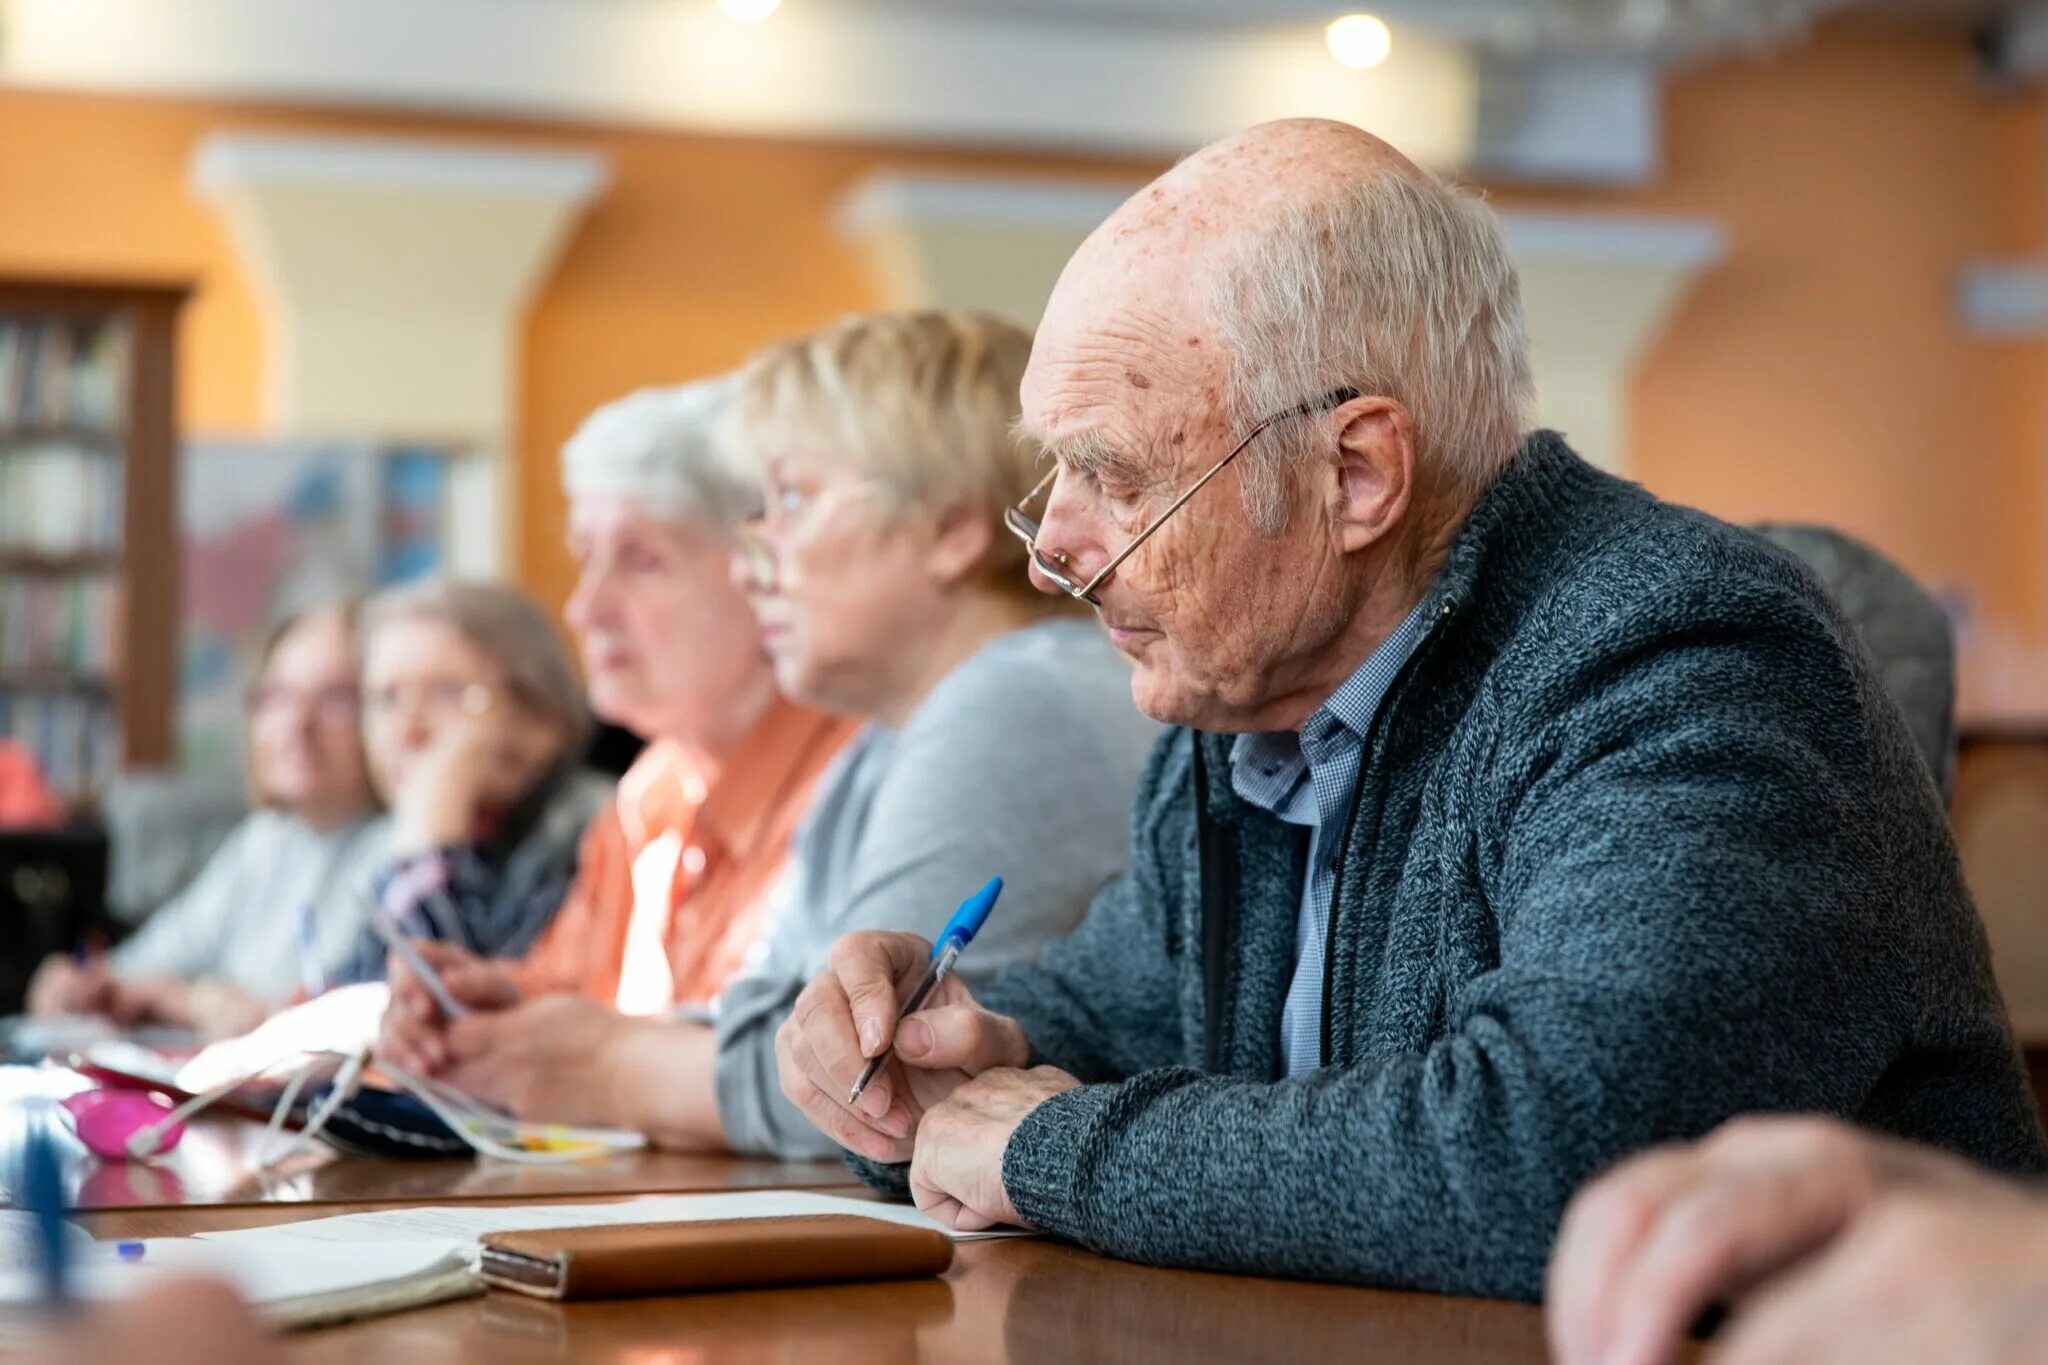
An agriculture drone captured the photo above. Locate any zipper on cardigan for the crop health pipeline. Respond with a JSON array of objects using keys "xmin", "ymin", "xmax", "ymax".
[{"xmin": 1317, "ymin": 596, "xmax": 1458, "ymax": 1069}]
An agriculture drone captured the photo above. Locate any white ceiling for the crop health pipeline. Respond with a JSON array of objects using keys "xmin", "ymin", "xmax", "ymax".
[
  {"xmin": 0, "ymin": 0, "xmax": 2000, "ymax": 176},
  {"xmin": 772, "ymin": 0, "xmax": 1996, "ymax": 46}
]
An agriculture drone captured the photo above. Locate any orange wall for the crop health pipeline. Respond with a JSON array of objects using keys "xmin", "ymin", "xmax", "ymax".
[
  {"xmin": 0, "ymin": 18, "xmax": 2040, "ymax": 696},
  {"xmin": 0, "ymin": 88, "xmax": 1155, "ymax": 611},
  {"xmin": 1490, "ymin": 20, "xmax": 2048, "ymax": 698}
]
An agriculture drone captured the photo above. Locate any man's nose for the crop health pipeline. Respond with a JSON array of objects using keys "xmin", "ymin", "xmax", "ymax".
[{"xmin": 1030, "ymin": 469, "xmax": 1110, "ymax": 595}]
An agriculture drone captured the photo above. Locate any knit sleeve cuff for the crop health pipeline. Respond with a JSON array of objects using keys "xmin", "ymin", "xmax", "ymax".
[{"xmin": 999, "ymin": 1082, "xmax": 1115, "ymax": 1237}]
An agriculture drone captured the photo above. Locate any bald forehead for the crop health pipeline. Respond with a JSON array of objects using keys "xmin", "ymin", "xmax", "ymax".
[
  {"xmin": 1023, "ymin": 119, "xmax": 1414, "ymax": 450},
  {"xmin": 1118, "ymin": 118, "xmax": 1413, "ymax": 246}
]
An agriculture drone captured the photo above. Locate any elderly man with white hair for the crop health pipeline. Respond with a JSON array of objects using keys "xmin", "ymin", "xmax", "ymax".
[{"xmin": 774, "ymin": 119, "xmax": 2046, "ymax": 1298}]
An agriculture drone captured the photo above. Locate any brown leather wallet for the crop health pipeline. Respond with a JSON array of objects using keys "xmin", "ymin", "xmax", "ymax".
[{"xmin": 476, "ymin": 1214, "xmax": 956, "ymax": 1300}]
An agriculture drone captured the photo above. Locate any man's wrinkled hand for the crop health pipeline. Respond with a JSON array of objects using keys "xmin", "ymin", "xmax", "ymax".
[{"xmin": 908, "ymin": 1065, "xmax": 1079, "ymax": 1232}]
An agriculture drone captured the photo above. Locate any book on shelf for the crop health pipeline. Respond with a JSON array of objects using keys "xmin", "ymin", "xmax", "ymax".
[
  {"xmin": 0, "ymin": 576, "xmax": 120, "ymax": 674},
  {"xmin": 0, "ymin": 316, "xmax": 129, "ymax": 431},
  {"xmin": 0, "ymin": 689, "xmax": 118, "ymax": 801},
  {"xmin": 0, "ymin": 444, "xmax": 123, "ymax": 554}
]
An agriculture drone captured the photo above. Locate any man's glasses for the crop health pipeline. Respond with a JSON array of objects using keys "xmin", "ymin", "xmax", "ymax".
[{"xmin": 1004, "ymin": 387, "xmax": 1362, "ymax": 607}]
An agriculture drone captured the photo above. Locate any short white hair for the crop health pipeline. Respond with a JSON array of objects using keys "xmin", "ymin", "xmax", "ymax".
[
  {"xmin": 1205, "ymin": 170, "xmax": 1534, "ymax": 531},
  {"xmin": 559, "ymin": 376, "xmax": 759, "ymax": 529}
]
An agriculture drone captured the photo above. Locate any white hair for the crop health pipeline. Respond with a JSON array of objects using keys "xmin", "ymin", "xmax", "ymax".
[
  {"xmin": 1205, "ymin": 170, "xmax": 1534, "ymax": 532},
  {"xmin": 559, "ymin": 376, "xmax": 759, "ymax": 530}
]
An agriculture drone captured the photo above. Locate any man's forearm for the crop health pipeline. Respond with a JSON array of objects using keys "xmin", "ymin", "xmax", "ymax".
[{"xmin": 606, "ymin": 1018, "xmax": 731, "ymax": 1152}]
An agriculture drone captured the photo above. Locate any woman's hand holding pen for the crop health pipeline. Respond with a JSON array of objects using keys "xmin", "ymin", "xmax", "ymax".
[
  {"xmin": 377, "ymin": 939, "xmax": 522, "ymax": 1075},
  {"xmin": 775, "ymin": 930, "xmax": 1030, "ymax": 1164}
]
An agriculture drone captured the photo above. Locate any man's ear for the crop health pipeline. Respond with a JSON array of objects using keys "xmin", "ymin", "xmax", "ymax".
[
  {"xmin": 1329, "ymin": 396, "xmax": 1414, "ymax": 554},
  {"xmin": 924, "ymin": 499, "xmax": 996, "ymax": 586}
]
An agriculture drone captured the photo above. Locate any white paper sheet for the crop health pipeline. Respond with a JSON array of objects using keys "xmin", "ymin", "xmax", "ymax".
[
  {"xmin": 194, "ymin": 1189, "xmax": 1026, "ymax": 1252},
  {"xmin": 0, "ymin": 1211, "xmax": 98, "ymax": 1272},
  {"xmin": 0, "ymin": 1237, "xmax": 471, "ymax": 1313}
]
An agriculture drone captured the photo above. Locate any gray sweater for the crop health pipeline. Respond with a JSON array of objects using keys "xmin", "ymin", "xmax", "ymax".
[
  {"xmin": 110, "ymin": 810, "xmax": 391, "ymax": 1003},
  {"xmin": 852, "ymin": 433, "xmax": 2047, "ymax": 1300},
  {"xmin": 715, "ymin": 616, "xmax": 1159, "ymax": 1156}
]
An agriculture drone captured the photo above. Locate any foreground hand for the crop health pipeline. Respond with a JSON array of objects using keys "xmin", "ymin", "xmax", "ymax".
[
  {"xmin": 1547, "ymin": 1115, "xmax": 1995, "ymax": 1365},
  {"xmin": 376, "ymin": 940, "xmax": 521, "ymax": 1076},
  {"xmin": 909, "ymin": 1065, "xmax": 1079, "ymax": 1232},
  {"xmin": 34, "ymin": 1279, "xmax": 283, "ymax": 1365},
  {"xmin": 774, "ymin": 931, "xmax": 1029, "ymax": 1164},
  {"xmin": 28, "ymin": 1276, "xmax": 513, "ymax": 1365},
  {"xmin": 440, "ymin": 993, "xmax": 633, "ymax": 1123},
  {"xmin": 1710, "ymin": 1180, "xmax": 2048, "ymax": 1365}
]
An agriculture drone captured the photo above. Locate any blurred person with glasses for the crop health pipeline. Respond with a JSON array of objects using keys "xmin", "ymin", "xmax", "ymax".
[
  {"xmin": 328, "ymin": 580, "xmax": 612, "ymax": 983},
  {"xmin": 27, "ymin": 604, "xmax": 388, "ymax": 1038},
  {"xmin": 773, "ymin": 121, "xmax": 2043, "ymax": 1292}
]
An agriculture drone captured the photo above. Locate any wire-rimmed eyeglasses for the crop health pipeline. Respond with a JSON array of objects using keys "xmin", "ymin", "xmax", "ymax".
[{"xmin": 1004, "ymin": 387, "xmax": 1362, "ymax": 607}]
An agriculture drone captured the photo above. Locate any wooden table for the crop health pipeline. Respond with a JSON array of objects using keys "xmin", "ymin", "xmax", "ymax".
[
  {"xmin": 6, "ymin": 1093, "xmax": 1560, "ymax": 1361},
  {"xmin": 0, "ymin": 1111, "xmax": 863, "ymax": 1211},
  {"xmin": 72, "ymin": 1195, "xmax": 1558, "ymax": 1364}
]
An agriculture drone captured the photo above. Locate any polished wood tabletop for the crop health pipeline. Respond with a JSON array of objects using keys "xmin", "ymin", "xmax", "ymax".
[
  {"xmin": 0, "ymin": 1112, "xmax": 859, "ymax": 1211},
  {"xmin": 68, "ymin": 1195, "xmax": 1560, "ymax": 1364}
]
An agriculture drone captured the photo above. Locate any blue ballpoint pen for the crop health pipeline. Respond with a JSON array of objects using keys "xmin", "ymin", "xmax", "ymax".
[
  {"xmin": 847, "ymin": 876, "xmax": 1004, "ymax": 1106},
  {"xmin": 23, "ymin": 1117, "xmax": 71, "ymax": 1311}
]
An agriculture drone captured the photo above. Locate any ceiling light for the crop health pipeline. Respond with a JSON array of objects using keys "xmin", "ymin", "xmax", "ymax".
[
  {"xmin": 718, "ymin": 0, "xmax": 779, "ymax": 23},
  {"xmin": 1325, "ymin": 14, "xmax": 1392, "ymax": 70}
]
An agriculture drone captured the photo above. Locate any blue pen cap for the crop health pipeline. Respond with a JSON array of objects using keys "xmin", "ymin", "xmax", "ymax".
[{"xmin": 932, "ymin": 876, "xmax": 1004, "ymax": 958}]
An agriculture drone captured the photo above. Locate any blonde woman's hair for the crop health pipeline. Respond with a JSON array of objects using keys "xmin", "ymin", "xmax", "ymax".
[
  {"xmin": 727, "ymin": 310, "xmax": 1062, "ymax": 607},
  {"xmin": 360, "ymin": 579, "xmax": 592, "ymax": 754}
]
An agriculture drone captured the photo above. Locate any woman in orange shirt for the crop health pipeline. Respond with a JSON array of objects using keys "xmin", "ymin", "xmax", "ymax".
[{"xmin": 375, "ymin": 378, "xmax": 853, "ymax": 1091}]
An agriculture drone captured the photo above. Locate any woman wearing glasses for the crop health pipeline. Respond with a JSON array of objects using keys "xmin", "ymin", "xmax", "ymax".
[
  {"xmin": 694, "ymin": 309, "xmax": 1159, "ymax": 1154},
  {"xmin": 329, "ymin": 580, "xmax": 611, "ymax": 984},
  {"xmin": 26, "ymin": 603, "xmax": 388, "ymax": 1038}
]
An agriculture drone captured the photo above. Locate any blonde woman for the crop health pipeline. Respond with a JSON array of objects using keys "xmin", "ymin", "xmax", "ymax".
[{"xmin": 392, "ymin": 312, "xmax": 1157, "ymax": 1156}]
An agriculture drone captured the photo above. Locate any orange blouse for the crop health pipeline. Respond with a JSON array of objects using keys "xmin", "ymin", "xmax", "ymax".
[{"xmin": 508, "ymin": 698, "xmax": 856, "ymax": 1012}]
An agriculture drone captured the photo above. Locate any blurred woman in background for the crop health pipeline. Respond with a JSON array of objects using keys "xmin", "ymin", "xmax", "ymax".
[
  {"xmin": 331, "ymin": 580, "xmax": 611, "ymax": 982},
  {"xmin": 26, "ymin": 603, "xmax": 385, "ymax": 1038}
]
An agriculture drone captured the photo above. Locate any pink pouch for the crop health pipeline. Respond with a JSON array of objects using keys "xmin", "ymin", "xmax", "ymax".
[{"xmin": 60, "ymin": 1089, "xmax": 183, "ymax": 1160}]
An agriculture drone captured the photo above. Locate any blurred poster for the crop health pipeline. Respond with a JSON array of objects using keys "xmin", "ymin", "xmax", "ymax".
[{"xmin": 178, "ymin": 439, "xmax": 452, "ymax": 780}]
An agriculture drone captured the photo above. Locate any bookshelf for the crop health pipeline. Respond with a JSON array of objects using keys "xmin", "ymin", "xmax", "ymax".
[{"xmin": 0, "ymin": 277, "xmax": 186, "ymax": 805}]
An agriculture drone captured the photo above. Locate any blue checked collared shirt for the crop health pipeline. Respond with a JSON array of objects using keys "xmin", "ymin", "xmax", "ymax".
[{"xmin": 1230, "ymin": 601, "xmax": 1430, "ymax": 1077}]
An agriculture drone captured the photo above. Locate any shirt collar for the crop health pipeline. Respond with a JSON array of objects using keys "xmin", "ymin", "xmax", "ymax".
[
  {"xmin": 1312, "ymin": 598, "xmax": 1432, "ymax": 745},
  {"xmin": 1229, "ymin": 596, "xmax": 1432, "ymax": 773}
]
